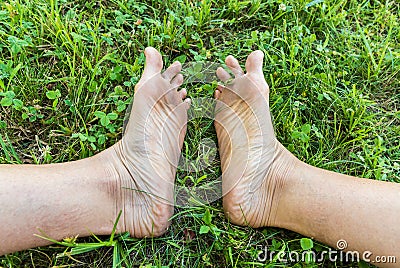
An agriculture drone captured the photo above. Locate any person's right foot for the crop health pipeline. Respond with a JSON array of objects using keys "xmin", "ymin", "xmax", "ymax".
[{"xmin": 214, "ymin": 51, "xmax": 298, "ymax": 228}]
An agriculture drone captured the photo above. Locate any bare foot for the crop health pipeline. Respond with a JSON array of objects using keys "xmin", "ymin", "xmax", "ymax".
[
  {"xmin": 215, "ymin": 51, "xmax": 298, "ymax": 228},
  {"xmin": 99, "ymin": 47, "xmax": 190, "ymax": 237}
]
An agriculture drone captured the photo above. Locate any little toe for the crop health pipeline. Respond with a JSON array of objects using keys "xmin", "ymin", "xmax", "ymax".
[
  {"xmin": 142, "ymin": 47, "xmax": 163, "ymax": 78},
  {"xmin": 245, "ymin": 50, "xmax": 264, "ymax": 74},
  {"xmin": 171, "ymin": 73, "xmax": 184, "ymax": 88},
  {"xmin": 163, "ymin": 61, "xmax": 182, "ymax": 81},
  {"xmin": 216, "ymin": 67, "xmax": 232, "ymax": 82},
  {"xmin": 214, "ymin": 88, "xmax": 221, "ymax": 99},
  {"xmin": 184, "ymin": 98, "xmax": 191, "ymax": 109},
  {"xmin": 225, "ymin": 55, "xmax": 244, "ymax": 77}
]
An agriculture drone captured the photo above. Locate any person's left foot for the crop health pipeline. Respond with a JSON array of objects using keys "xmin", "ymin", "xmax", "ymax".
[{"xmin": 99, "ymin": 47, "xmax": 190, "ymax": 237}]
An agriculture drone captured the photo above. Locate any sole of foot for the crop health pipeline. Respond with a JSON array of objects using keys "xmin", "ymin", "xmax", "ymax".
[
  {"xmin": 99, "ymin": 47, "xmax": 190, "ymax": 237},
  {"xmin": 214, "ymin": 50, "xmax": 297, "ymax": 228}
]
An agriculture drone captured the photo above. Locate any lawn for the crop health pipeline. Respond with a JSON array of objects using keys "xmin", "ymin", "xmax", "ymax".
[{"xmin": 0, "ymin": 0, "xmax": 399, "ymax": 267}]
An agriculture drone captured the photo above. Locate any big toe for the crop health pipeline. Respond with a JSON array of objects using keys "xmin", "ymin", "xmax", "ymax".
[
  {"xmin": 142, "ymin": 47, "xmax": 163, "ymax": 77},
  {"xmin": 245, "ymin": 50, "xmax": 264, "ymax": 74}
]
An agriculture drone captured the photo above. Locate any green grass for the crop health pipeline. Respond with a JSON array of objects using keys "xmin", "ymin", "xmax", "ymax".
[{"xmin": 0, "ymin": 0, "xmax": 399, "ymax": 267}]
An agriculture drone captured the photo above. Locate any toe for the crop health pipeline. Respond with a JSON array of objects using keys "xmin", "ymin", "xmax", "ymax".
[
  {"xmin": 214, "ymin": 88, "xmax": 221, "ymax": 99},
  {"xmin": 245, "ymin": 50, "xmax": 264, "ymax": 74},
  {"xmin": 216, "ymin": 67, "xmax": 232, "ymax": 82},
  {"xmin": 171, "ymin": 73, "xmax": 183, "ymax": 88},
  {"xmin": 142, "ymin": 47, "xmax": 163, "ymax": 77},
  {"xmin": 184, "ymin": 98, "xmax": 191, "ymax": 109},
  {"xmin": 225, "ymin": 55, "xmax": 244, "ymax": 77},
  {"xmin": 178, "ymin": 88, "xmax": 187, "ymax": 99},
  {"xmin": 163, "ymin": 61, "xmax": 182, "ymax": 81}
]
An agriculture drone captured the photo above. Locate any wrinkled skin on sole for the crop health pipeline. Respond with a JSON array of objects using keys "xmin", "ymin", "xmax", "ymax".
[
  {"xmin": 101, "ymin": 47, "xmax": 190, "ymax": 237},
  {"xmin": 215, "ymin": 51, "xmax": 296, "ymax": 228}
]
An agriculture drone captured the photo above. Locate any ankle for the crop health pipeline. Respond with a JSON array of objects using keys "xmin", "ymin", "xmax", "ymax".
[
  {"xmin": 94, "ymin": 143, "xmax": 134, "ymax": 234},
  {"xmin": 95, "ymin": 141, "xmax": 174, "ymax": 237},
  {"xmin": 271, "ymin": 148, "xmax": 309, "ymax": 229},
  {"xmin": 222, "ymin": 140, "xmax": 300, "ymax": 228},
  {"xmin": 261, "ymin": 142, "xmax": 300, "ymax": 227}
]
